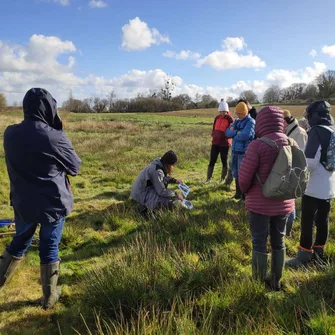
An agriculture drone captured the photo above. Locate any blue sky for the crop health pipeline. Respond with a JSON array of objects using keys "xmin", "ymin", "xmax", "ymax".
[{"xmin": 0, "ymin": 0, "xmax": 335, "ymax": 104}]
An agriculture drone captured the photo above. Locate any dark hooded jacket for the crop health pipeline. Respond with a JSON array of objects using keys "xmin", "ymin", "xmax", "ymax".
[
  {"xmin": 304, "ymin": 100, "xmax": 335, "ymax": 199},
  {"xmin": 4, "ymin": 88, "xmax": 82, "ymax": 223}
]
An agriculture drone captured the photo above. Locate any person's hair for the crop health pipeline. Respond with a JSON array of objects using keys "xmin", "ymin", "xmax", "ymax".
[{"xmin": 238, "ymin": 98, "xmax": 248, "ymax": 105}]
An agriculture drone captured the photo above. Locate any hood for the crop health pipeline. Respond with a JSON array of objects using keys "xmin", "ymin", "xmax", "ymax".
[
  {"xmin": 23, "ymin": 88, "xmax": 62, "ymax": 130},
  {"xmin": 255, "ymin": 106, "xmax": 285, "ymax": 138},
  {"xmin": 305, "ymin": 100, "xmax": 333, "ymax": 127},
  {"xmin": 151, "ymin": 157, "xmax": 166, "ymax": 172}
]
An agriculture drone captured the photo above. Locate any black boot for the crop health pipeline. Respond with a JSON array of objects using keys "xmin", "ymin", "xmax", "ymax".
[
  {"xmin": 40, "ymin": 261, "xmax": 61, "ymax": 310},
  {"xmin": 233, "ymin": 179, "xmax": 242, "ymax": 199},
  {"xmin": 0, "ymin": 250, "xmax": 21, "ymax": 290},
  {"xmin": 220, "ymin": 166, "xmax": 228, "ymax": 182},
  {"xmin": 205, "ymin": 166, "xmax": 214, "ymax": 184},
  {"xmin": 224, "ymin": 169, "xmax": 233, "ymax": 188}
]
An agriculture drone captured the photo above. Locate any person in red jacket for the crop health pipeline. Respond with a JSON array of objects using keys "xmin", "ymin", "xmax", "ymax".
[
  {"xmin": 205, "ymin": 99, "xmax": 234, "ymax": 183},
  {"xmin": 239, "ymin": 106, "xmax": 295, "ymax": 290}
]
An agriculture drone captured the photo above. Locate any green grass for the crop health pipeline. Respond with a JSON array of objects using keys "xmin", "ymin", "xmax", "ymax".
[{"xmin": 0, "ymin": 108, "xmax": 335, "ymax": 334}]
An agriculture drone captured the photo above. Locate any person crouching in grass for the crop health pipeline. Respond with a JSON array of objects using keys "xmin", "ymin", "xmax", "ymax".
[{"xmin": 131, "ymin": 150, "xmax": 184, "ymax": 216}]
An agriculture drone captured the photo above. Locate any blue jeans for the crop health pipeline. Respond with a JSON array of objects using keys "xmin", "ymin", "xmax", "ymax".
[
  {"xmin": 249, "ymin": 211, "xmax": 288, "ymax": 253},
  {"xmin": 7, "ymin": 216, "xmax": 65, "ymax": 264},
  {"xmin": 232, "ymin": 152, "xmax": 245, "ymax": 179}
]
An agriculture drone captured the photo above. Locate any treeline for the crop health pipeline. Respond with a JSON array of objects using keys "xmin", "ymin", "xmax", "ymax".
[
  {"xmin": 263, "ymin": 70, "xmax": 335, "ymax": 104},
  {"xmin": 62, "ymin": 92, "xmax": 219, "ymax": 113}
]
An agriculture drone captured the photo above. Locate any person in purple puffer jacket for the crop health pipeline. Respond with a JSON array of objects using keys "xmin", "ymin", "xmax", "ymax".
[{"xmin": 239, "ymin": 106, "xmax": 295, "ymax": 290}]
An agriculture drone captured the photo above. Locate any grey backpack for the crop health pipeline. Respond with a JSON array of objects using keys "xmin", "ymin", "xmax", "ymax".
[{"xmin": 256, "ymin": 137, "xmax": 309, "ymax": 200}]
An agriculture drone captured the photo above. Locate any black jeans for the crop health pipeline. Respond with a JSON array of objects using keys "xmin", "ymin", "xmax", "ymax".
[
  {"xmin": 249, "ymin": 211, "xmax": 288, "ymax": 253},
  {"xmin": 300, "ymin": 195, "xmax": 331, "ymax": 249},
  {"xmin": 209, "ymin": 145, "xmax": 229, "ymax": 168}
]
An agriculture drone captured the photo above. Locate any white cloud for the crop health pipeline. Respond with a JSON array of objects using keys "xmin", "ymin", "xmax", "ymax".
[
  {"xmin": 266, "ymin": 62, "xmax": 327, "ymax": 88},
  {"xmin": 42, "ymin": 0, "xmax": 70, "ymax": 6},
  {"xmin": 196, "ymin": 37, "xmax": 266, "ymax": 71},
  {"xmin": 89, "ymin": 0, "xmax": 107, "ymax": 8},
  {"xmin": 309, "ymin": 49, "xmax": 317, "ymax": 58},
  {"xmin": 222, "ymin": 37, "xmax": 246, "ymax": 51},
  {"xmin": 0, "ymin": 35, "xmax": 328, "ymax": 106},
  {"xmin": 121, "ymin": 17, "xmax": 170, "ymax": 51},
  {"xmin": 322, "ymin": 45, "xmax": 335, "ymax": 57},
  {"xmin": 163, "ymin": 50, "xmax": 201, "ymax": 60}
]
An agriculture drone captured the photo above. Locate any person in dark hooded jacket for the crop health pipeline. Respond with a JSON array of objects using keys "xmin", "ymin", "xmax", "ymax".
[
  {"xmin": 287, "ymin": 101, "xmax": 335, "ymax": 268},
  {"xmin": 0, "ymin": 88, "xmax": 81, "ymax": 309}
]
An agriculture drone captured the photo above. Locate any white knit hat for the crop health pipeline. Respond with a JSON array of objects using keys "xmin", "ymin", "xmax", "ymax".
[{"xmin": 218, "ymin": 99, "xmax": 229, "ymax": 112}]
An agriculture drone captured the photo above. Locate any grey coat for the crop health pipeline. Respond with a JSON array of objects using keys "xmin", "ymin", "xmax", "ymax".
[{"xmin": 131, "ymin": 158, "xmax": 177, "ymax": 209}]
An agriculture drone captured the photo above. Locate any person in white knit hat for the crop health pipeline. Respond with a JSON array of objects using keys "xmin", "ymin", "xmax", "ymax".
[{"xmin": 205, "ymin": 99, "xmax": 234, "ymax": 183}]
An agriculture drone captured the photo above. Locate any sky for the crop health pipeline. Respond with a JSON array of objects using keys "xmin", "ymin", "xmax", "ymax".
[{"xmin": 0, "ymin": 0, "xmax": 335, "ymax": 105}]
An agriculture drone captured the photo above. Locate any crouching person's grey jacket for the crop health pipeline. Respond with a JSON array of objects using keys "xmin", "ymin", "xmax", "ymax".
[{"xmin": 131, "ymin": 158, "xmax": 177, "ymax": 210}]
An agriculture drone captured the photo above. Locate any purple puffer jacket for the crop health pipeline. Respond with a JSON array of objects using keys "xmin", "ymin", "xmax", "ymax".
[{"xmin": 239, "ymin": 106, "xmax": 295, "ymax": 216}]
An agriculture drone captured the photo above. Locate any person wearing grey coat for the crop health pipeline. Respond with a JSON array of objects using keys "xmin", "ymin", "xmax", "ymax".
[{"xmin": 131, "ymin": 151, "xmax": 183, "ymax": 210}]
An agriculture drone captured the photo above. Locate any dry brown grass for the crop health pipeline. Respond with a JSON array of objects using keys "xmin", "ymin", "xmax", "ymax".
[
  {"xmin": 162, "ymin": 105, "xmax": 335, "ymax": 119},
  {"xmin": 64, "ymin": 120, "xmax": 141, "ymax": 132}
]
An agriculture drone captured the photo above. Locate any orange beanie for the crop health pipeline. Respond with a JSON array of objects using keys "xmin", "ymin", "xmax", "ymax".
[{"xmin": 235, "ymin": 102, "xmax": 248, "ymax": 116}]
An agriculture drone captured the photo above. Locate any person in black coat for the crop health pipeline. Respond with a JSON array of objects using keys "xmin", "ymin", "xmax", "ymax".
[{"xmin": 0, "ymin": 88, "xmax": 81, "ymax": 309}]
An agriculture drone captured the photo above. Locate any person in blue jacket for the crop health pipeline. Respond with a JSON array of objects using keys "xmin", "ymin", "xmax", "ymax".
[
  {"xmin": 0, "ymin": 88, "xmax": 81, "ymax": 309},
  {"xmin": 226, "ymin": 102, "xmax": 255, "ymax": 199}
]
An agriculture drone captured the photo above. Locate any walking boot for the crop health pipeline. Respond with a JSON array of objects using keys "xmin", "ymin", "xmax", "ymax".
[
  {"xmin": 40, "ymin": 261, "xmax": 61, "ymax": 310},
  {"xmin": 224, "ymin": 168, "xmax": 233, "ymax": 189},
  {"xmin": 204, "ymin": 166, "xmax": 214, "ymax": 184},
  {"xmin": 220, "ymin": 166, "xmax": 228, "ymax": 183},
  {"xmin": 286, "ymin": 220, "xmax": 294, "ymax": 237},
  {"xmin": 252, "ymin": 251, "xmax": 268, "ymax": 281},
  {"xmin": 286, "ymin": 247, "xmax": 313, "ymax": 269},
  {"xmin": 233, "ymin": 179, "xmax": 242, "ymax": 199},
  {"xmin": 312, "ymin": 245, "xmax": 326, "ymax": 266},
  {"xmin": 0, "ymin": 250, "xmax": 21, "ymax": 290},
  {"xmin": 268, "ymin": 249, "xmax": 285, "ymax": 291}
]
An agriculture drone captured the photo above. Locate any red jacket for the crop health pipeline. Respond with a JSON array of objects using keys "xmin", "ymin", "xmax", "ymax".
[
  {"xmin": 212, "ymin": 113, "xmax": 234, "ymax": 146},
  {"xmin": 239, "ymin": 106, "xmax": 294, "ymax": 216}
]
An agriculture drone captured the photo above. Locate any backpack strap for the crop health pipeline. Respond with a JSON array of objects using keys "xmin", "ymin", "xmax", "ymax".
[
  {"xmin": 314, "ymin": 125, "xmax": 334, "ymax": 133},
  {"xmin": 257, "ymin": 137, "xmax": 278, "ymax": 148},
  {"xmin": 255, "ymin": 137, "xmax": 279, "ymax": 185},
  {"xmin": 287, "ymin": 124, "xmax": 298, "ymax": 137}
]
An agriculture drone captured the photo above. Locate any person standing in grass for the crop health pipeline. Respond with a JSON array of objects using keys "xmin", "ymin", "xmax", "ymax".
[
  {"xmin": 283, "ymin": 109, "xmax": 308, "ymax": 237},
  {"xmin": 237, "ymin": 98, "xmax": 257, "ymax": 120},
  {"xmin": 0, "ymin": 88, "xmax": 81, "ymax": 309},
  {"xmin": 286, "ymin": 101, "xmax": 335, "ymax": 268},
  {"xmin": 239, "ymin": 106, "xmax": 295, "ymax": 290},
  {"xmin": 131, "ymin": 150, "xmax": 184, "ymax": 212},
  {"xmin": 225, "ymin": 102, "xmax": 255, "ymax": 199},
  {"xmin": 205, "ymin": 99, "xmax": 234, "ymax": 183}
]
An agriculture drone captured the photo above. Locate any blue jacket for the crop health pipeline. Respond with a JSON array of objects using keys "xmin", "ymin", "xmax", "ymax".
[
  {"xmin": 225, "ymin": 114, "xmax": 255, "ymax": 153},
  {"xmin": 4, "ymin": 88, "xmax": 82, "ymax": 224}
]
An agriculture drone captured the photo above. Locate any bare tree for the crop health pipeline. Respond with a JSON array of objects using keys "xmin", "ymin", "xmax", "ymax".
[
  {"xmin": 93, "ymin": 97, "xmax": 108, "ymax": 113},
  {"xmin": 280, "ymin": 83, "xmax": 307, "ymax": 101},
  {"xmin": 302, "ymin": 84, "xmax": 318, "ymax": 100},
  {"xmin": 107, "ymin": 91, "xmax": 115, "ymax": 112},
  {"xmin": 240, "ymin": 90, "xmax": 258, "ymax": 103},
  {"xmin": 0, "ymin": 93, "xmax": 7, "ymax": 112},
  {"xmin": 315, "ymin": 70, "xmax": 335, "ymax": 99},
  {"xmin": 171, "ymin": 94, "xmax": 191, "ymax": 109},
  {"xmin": 263, "ymin": 85, "xmax": 281, "ymax": 103},
  {"xmin": 160, "ymin": 77, "xmax": 175, "ymax": 101}
]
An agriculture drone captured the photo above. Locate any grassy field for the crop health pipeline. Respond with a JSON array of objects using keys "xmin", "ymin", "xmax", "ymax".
[{"xmin": 0, "ymin": 107, "xmax": 335, "ymax": 334}]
